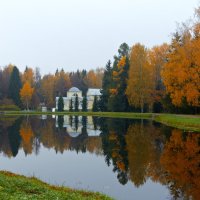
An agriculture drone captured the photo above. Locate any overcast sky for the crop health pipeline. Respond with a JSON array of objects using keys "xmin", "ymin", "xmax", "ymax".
[{"xmin": 0, "ymin": 0, "xmax": 198, "ymax": 75}]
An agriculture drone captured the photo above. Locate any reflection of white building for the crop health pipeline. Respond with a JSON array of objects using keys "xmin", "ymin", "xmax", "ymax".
[
  {"xmin": 55, "ymin": 87, "xmax": 101, "ymax": 111},
  {"xmin": 55, "ymin": 115, "xmax": 101, "ymax": 138}
]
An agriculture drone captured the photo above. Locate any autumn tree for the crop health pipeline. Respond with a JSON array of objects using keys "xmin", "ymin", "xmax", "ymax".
[
  {"xmin": 85, "ymin": 68, "xmax": 103, "ymax": 88},
  {"xmin": 0, "ymin": 64, "xmax": 14, "ymax": 99},
  {"xmin": 161, "ymin": 32, "xmax": 199, "ymax": 107},
  {"xmin": 30, "ymin": 67, "xmax": 42, "ymax": 109},
  {"xmin": 40, "ymin": 74, "xmax": 55, "ymax": 107},
  {"xmin": 55, "ymin": 69, "xmax": 71, "ymax": 96},
  {"xmin": 126, "ymin": 43, "xmax": 154, "ymax": 112},
  {"xmin": 22, "ymin": 66, "xmax": 34, "ymax": 85},
  {"xmin": 20, "ymin": 82, "xmax": 34, "ymax": 110},
  {"xmin": 161, "ymin": 10, "xmax": 200, "ymax": 108},
  {"xmin": 148, "ymin": 43, "xmax": 169, "ymax": 112}
]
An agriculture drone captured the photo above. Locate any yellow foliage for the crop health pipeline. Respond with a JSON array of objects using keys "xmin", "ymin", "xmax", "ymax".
[
  {"xmin": 22, "ymin": 67, "xmax": 34, "ymax": 85},
  {"xmin": 126, "ymin": 43, "xmax": 154, "ymax": 112},
  {"xmin": 20, "ymin": 82, "xmax": 34, "ymax": 109}
]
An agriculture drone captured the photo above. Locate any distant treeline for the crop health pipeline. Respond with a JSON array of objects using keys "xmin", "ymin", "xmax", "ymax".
[
  {"xmin": 0, "ymin": 7, "xmax": 199, "ymax": 113},
  {"xmin": 0, "ymin": 65, "xmax": 103, "ymax": 109}
]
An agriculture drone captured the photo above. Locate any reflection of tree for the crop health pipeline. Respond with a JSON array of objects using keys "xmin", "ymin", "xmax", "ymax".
[
  {"xmin": 100, "ymin": 118, "xmax": 130, "ymax": 185},
  {"xmin": 0, "ymin": 116, "xmax": 20, "ymax": 157},
  {"xmin": 125, "ymin": 122, "xmax": 154, "ymax": 187},
  {"xmin": 160, "ymin": 130, "xmax": 200, "ymax": 200},
  {"xmin": 69, "ymin": 115, "xmax": 73, "ymax": 127},
  {"xmin": 74, "ymin": 116, "xmax": 79, "ymax": 132},
  {"xmin": 81, "ymin": 116, "xmax": 87, "ymax": 136},
  {"xmin": 0, "ymin": 116, "xmax": 104, "ymax": 157},
  {"xmin": 86, "ymin": 137, "xmax": 102, "ymax": 155},
  {"xmin": 8, "ymin": 117, "xmax": 22, "ymax": 157},
  {"xmin": 100, "ymin": 118, "xmax": 168, "ymax": 187},
  {"xmin": 20, "ymin": 120, "xmax": 34, "ymax": 155},
  {"xmin": 92, "ymin": 117, "xmax": 98, "ymax": 130},
  {"xmin": 57, "ymin": 115, "xmax": 64, "ymax": 130}
]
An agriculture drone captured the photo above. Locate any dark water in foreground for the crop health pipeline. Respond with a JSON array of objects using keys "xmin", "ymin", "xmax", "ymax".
[{"xmin": 0, "ymin": 115, "xmax": 199, "ymax": 200}]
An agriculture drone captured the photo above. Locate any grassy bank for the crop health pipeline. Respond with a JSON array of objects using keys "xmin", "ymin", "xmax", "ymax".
[
  {"xmin": 154, "ymin": 114, "xmax": 200, "ymax": 132},
  {"xmin": 0, "ymin": 171, "xmax": 113, "ymax": 200},
  {"xmin": 2, "ymin": 111, "xmax": 200, "ymax": 131}
]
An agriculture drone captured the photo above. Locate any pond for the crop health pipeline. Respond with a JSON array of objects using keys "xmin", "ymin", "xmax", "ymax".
[{"xmin": 0, "ymin": 115, "xmax": 199, "ymax": 200}]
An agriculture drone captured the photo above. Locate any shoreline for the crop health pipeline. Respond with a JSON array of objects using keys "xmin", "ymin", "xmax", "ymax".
[
  {"xmin": 0, "ymin": 171, "xmax": 113, "ymax": 200},
  {"xmin": 1, "ymin": 111, "xmax": 200, "ymax": 132}
]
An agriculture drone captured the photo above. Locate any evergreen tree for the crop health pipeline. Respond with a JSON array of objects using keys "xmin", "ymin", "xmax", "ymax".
[
  {"xmin": 92, "ymin": 96, "xmax": 98, "ymax": 112},
  {"xmin": 9, "ymin": 66, "xmax": 22, "ymax": 107},
  {"xmin": 69, "ymin": 98, "xmax": 73, "ymax": 111},
  {"xmin": 74, "ymin": 94, "xmax": 79, "ymax": 112},
  {"xmin": 99, "ymin": 60, "xmax": 112, "ymax": 111},
  {"xmin": 58, "ymin": 96, "xmax": 64, "ymax": 111},
  {"xmin": 106, "ymin": 43, "xmax": 130, "ymax": 112},
  {"xmin": 69, "ymin": 70, "xmax": 88, "ymax": 96},
  {"xmin": 82, "ymin": 96, "xmax": 88, "ymax": 112}
]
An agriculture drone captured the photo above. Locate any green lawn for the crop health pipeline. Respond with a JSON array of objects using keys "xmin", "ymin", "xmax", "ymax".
[
  {"xmin": 0, "ymin": 171, "xmax": 113, "ymax": 200},
  {"xmin": 154, "ymin": 114, "xmax": 200, "ymax": 131}
]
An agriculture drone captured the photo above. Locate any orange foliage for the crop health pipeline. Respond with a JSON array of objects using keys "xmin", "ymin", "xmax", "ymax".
[
  {"xmin": 161, "ymin": 30, "xmax": 200, "ymax": 107},
  {"xmin": 20, "ymin": 82, "xmax": 34, "ymax": 109},
  {"xmin": 116, "ymin": 160, "xmax": 126, "ymax": 171},
  {"xmin": 148, "ymin": 44, "xmax": 169, "ymax": 103},
  {"xmin": 117, "ymin": 56, "xmax": 126, "ymax": 69},
  {"xmin": 20, "ymin": 122, "xmax": 34, "ymax": 155},
  {"xmin": 109, "ymin": 88, "xmax": 118, "ymax": 95},
  {"xmin": 85, "ymin": 68, "xmax": 103, "ymax": 88},
  {"xmin": 112, "ymin": 70, "xmax": 118, "ymax": 77},
  {"xmin": 40, "ymin": 74, "xmax": 56, "ymax": 107}
]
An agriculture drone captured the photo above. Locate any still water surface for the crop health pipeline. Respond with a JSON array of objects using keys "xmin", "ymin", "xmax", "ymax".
[{"xmin": 0, "ymin": 115, "xmax": 199, "ymax": 200}]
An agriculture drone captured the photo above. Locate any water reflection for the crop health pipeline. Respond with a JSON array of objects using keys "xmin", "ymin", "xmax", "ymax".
[{"xmin": 0, "ymin": 116, "xmax": 199, "ymax": 200}]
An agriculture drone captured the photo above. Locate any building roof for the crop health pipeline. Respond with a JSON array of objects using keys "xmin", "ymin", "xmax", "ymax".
[
  {"xmin": 68, "ymin": 87, "xmax": 80, "ymax": 92},
  {"xmin": 87, "ymin": 88, "xmax": 101, "ymax": 96}
]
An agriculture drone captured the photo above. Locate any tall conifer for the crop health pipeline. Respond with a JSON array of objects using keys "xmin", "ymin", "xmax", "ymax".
[{"xmin": 9, "ymin": 66, "xmax": 22, "ymax": 107}]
